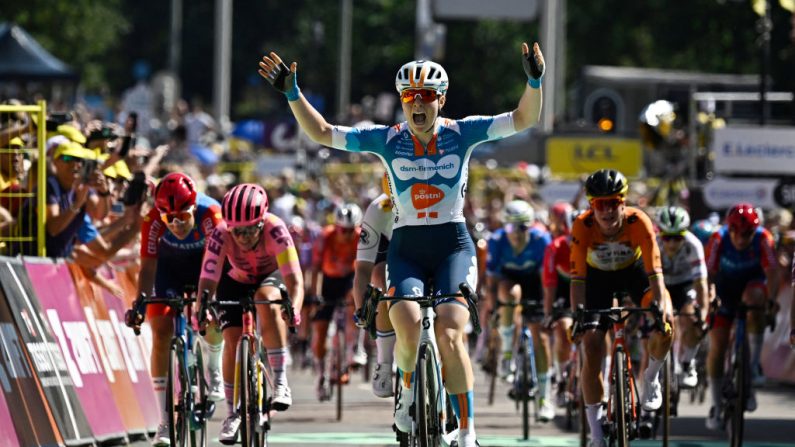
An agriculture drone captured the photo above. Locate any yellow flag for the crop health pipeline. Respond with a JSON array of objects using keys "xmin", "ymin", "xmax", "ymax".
[{"xmin": 780, "ymin": 0, "xmax": 795, "ymax": 12}]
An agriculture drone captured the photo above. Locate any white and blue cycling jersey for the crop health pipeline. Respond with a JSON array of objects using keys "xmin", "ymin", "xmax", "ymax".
[{"xmin": 330, "ymin": 113, "xmax": 516, "ymax": 229}]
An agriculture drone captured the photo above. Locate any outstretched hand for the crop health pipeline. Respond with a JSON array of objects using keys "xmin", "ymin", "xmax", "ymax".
[
  {"xmin": 258, "ymin": 52, "xmax": 300, "ymax": 100},
  {"xmin": 521, "ymin": 42, "xmax": 545, "ymax": 86}
]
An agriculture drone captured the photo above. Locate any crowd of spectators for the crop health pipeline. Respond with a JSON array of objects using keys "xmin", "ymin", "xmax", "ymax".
[{"xmin": 3, "ymin": 94, "xmax": 795, "ymax": 300}]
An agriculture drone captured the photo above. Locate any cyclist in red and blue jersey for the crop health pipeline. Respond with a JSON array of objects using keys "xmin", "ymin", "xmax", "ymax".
[
  {"xmin": 197, "ymin": 184, "xmax": 304, "ymax": 444},
  {"xmin": 131, "ymin": 172, "xmax": 225, "ymax": 447},
  {"xmin": 486, "ymin": 200, "xmax": 555, "ymax": 420},
  {"xmin": 259, "ymin": 40, "xmax": 545, "ymax": 447},
  {"xmin": 541, "ymin": 201, "xmax": 575, "ymax": 407},
  {"xmin": 704, "ymin": 202, "xmax": 780, "ymax": 430}
]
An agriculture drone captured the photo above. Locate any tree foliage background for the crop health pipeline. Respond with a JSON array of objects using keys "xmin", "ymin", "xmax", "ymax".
[{"xmin": 4, "ymin": 0, "xmax": 795, "ymax": 121}]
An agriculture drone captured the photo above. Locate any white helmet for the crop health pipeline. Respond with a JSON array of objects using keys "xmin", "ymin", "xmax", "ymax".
[
  {"xmin": 503, "ymin": 200, "xmax": 534, "ymax": 224},
  {"xmin": 395, "ymin": 60, "xmax": 449, "ymax": 95},
  {"xmin": 334, "ymin": 203, "xmax": 363, "ymax": 229}
]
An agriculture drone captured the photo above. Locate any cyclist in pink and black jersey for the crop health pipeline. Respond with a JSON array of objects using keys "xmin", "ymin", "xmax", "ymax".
[{"xmin": 197, "ymin": 183, "xmax": 304, "ymax": 444}]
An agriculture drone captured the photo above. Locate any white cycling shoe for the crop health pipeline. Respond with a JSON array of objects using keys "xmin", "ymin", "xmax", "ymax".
[
  {"xmin": 272, "ymin": 384, "xmax": 292, "ymax": 411},
  {"xmin": 538, "ymin": 398, "xmax": 556, "ymax": 422},
  {"xmin": 372, "ymin": 362, "xmax": 394, "ymax": 398},
  {"xmin": 208, "ymin": 369, "xmax": 225, "ymax": 402},
  {"xmin": 219, "ymin": 413, "xmax": 241, "ymax": 445},
  {"xmin": 151, "ymin": 422, "xmax": 170, "ymax": 447},
  {"xmin": 394, "ymin": 387, "xmax": 414, "ymax": 433},
  {"xmin": 641, "ymin": 378, "xmax": 662, "ymax": 411}
]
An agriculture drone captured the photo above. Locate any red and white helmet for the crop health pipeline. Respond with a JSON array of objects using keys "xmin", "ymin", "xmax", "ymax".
[
  {"xmin": 222, "ymin": 183, "xmax": 269, "ymax": 228},
  {"xmin": 395, "ymin": 60, "xmax": 449, "ymax": 95}
]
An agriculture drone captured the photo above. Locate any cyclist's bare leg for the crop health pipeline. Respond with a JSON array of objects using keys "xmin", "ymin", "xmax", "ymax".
[
  {"xmin": 149, "ymin": 314, "xmax": 174, "ymax": 422},
  {"xmin": 311, "ymin": 320, "xmax": 330, "ymax": 364},
  {"xmin": 222, "ymin": 326, "xmax": 243, "ymax": 416},
  {"xmin": 554, "ymin": 317, "xmax": 573, "ymax": 369},
  {"xmin": 497, "ymin": 281, "xmax": 519, "ymax": 366},
  {"xmin": 679, "ymin": 301, "xmax": 699, "ymax": 352},
  {"xmin": 707, "ymin": 322, "xmax": 729, "ymax": 417},
  {"xmin": 645, "ymin": 292, "xmax": 674, "ymax": 379},
  {"xmin": 255, "ymin": 285, "xmax": 291, "ymax": 400},
  {"xmin": 388, "ymin": 300, "xmax": 422, "ymax": 373},
  {"xmin": 581, "ymin": 329, "xmax": 607, "ymax": 439},
  {"xmin": 529, "ymin": 321, "xmax": 550, "ymax": 373},
  {"xmin": 435, "ymin": 302, "xmax": 476, "ymax": 435},
  {"xmin": 743, "ymin": 285, "xmax": 767, "ymax": 379}
]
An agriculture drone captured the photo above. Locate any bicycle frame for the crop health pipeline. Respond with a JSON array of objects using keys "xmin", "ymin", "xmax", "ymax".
[
  {"xmin": 606, "ymin": 312, "xmax": 639, "ymax": 436},
  {"xmin": 363, "ymin": 282, "xmax": 481, "ymax": 447},
  {"xmin": 132, "ymin": 287, "xmax": 212, "ymax": 447},
  {"xmin": 202, "ymin": 284, "xmax": 295, "ymax": 447}
]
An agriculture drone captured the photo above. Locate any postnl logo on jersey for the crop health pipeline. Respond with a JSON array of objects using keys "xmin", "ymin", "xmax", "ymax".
[
  {"xmin": 392, "ymin": 154, "xmax": 461, "ymax": 181},
  {"xmin": 411, "ymin": 184, "xmax": 445, "ymax": 209}
]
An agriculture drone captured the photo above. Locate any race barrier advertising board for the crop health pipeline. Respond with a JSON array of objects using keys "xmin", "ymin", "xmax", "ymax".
[
  {"xmin": 67, "ymin": 262, "xmax": 151, "ymax": 437},
  {"xmin": 0, "ymin": 272, "xmax": 61, "ymax": 447},
  {"xmin": 96, "ymin": 265, "xmax": 160, "ymax": 431},
  {"xmin": 24, "ymin": 258, "xmax": 128, "ymax": 444},
  {"xmin": 0, "ymin": 256, "xmax": 94, "ymax": 446}
]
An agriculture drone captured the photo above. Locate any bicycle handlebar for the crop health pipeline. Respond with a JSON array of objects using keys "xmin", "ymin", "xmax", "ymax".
[
  {"xmin": 362, "ymin": 282, "xmax": 481, "ymax": 338},
  {"xmin": 571, "ymin": 303, "xmax": 665, "ymax": 339},
  {"xmin": 198, "ymin": 284, "xmax": 297, "ymax": 335},
  {"xmin": 126, "ymin": 285, "xmax": 197, "ymax": 336}
]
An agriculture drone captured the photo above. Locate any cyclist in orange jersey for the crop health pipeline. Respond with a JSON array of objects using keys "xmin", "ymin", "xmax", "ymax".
[
  {"xmin": 570, "ymin": 169, "xmax": 674, "ymax": 447},
  {"xmin": 309, "ymin": 203, "xmax": 363, "ymax": 400}
]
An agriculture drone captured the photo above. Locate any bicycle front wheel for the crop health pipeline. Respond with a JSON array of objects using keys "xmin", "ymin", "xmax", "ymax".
[
  {"xmin": 252, "ymin": 354, "xmax": 268, "ymax": 447},
  {"xmin": 613, "ymin": 350, "xmax": 629, "ymax": 447},
  {"xmin": 167, "ymin": 340, "xmax": 189, "ymax": 447},
  {"xmin": 239, "ymin": 337, "xmax": 252, "ymax": 447},
  {"xmin": 729, "ymin": 338, "xmax": 748, "ymax": 447},
  {"xmin": 416, "ymin": 343, "xmax": 441, "ymax": 447},
  {"xmin": 336, "ymin": 328, "xmax": 345, "ymax": 421},
  {"xmin": 662, "ymin": 355, "xmax": 671, "ymax": 447},
  {"xmin": 190, "ymin": 343, "xmax": 208, "ymax": 447}
]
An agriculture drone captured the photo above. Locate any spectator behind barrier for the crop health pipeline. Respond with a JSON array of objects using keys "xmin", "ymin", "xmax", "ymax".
[
  {"xmin": 10, "ymin": 141, "xmax": 107, "ymax": 258},
  {"xmin": 0, "ymin": 137, "xmax": 27, "ymax": 218}
]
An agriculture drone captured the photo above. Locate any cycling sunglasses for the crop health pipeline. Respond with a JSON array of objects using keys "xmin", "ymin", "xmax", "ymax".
[
  {"xmin": 232, "ymin": 222, "xmax": 264, "ymax": 238},
  {"xmin": 400, "ymin": 89, "xmax": 439, "ymax": 104},
  {"xmin": 160, "ymin": 205, "xmax": 195, "ymax": 224},
  {"xmin": 729, "ymin": 227, "xmax": 754, "ymax": 239},
  {"xmin": 590, "ymin": 197, "xmax": 624, "ymax": 212},
  {"xmin": 661, "ymin": 234, "xmax": 684, "ymax": 242}
]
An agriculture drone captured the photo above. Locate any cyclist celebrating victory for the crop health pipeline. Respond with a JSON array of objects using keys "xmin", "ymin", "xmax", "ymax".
[
  {"xmin": 132, "ymin": 172, "xmax": 225, "ymax": 447},
  {"xmin": 258, "ymin": 40, "xmax": 545, "ymax": 447},
  {"xmin": 197, "ymin": 184, "xmax": 304, "ymax": 444},
  {"xmin": 570, "ymin": 169, "xmax": 674, "ymax": 447}
]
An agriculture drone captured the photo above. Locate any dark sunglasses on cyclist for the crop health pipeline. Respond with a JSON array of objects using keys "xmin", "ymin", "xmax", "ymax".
[
  {"xmin": 661, "ymin": 234, "xmax": 684, "ymax": 242},
  {"xmin": 590, "ymin": 197, "xmax": 624, "ymax": 212},
  {"xmin": 730, "ymin": 227, "xmax": 754, "ymax": 239},
  {"xmin": 400, "ymin": 89, "xmax": 439, "ymax": 104},
  {"xmin": 160, "ymin": 206, "xmax": 194, "ymax": 224},
  {"xmin": 513, "ymin": 222, "xmax": 530, "ymax": 232},
  {"xmin": 232, "ymin": 222, "xmax": 264, "ymax": 238}
]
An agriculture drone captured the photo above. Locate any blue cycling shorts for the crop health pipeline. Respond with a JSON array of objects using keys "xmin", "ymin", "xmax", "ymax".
[{"xmin": 386, "ymin": 222, "xmax": 477, "ymax": 307}]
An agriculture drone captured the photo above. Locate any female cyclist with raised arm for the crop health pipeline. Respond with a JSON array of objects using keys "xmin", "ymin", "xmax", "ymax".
[
  {"xmin": 258, "ymin": 41, "xmax": 545, "ymax": 447},
  {"xmin": 196, "ymin": 184, "xmax": 304, "ymax": 444}
]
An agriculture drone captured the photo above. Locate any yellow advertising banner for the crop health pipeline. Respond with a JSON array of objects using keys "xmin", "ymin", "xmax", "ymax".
[{"xmin": 546, "ymin": 137, "xmax": 643, "ymax": 178}]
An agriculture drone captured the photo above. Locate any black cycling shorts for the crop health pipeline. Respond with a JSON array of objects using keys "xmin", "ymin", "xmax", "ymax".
[
  {"xmin": 216, "ymin": 270, "xmax": 284, "ymax": 331},
  {"xmin": 313, "ymin": 273, "xmax": 354, "ymax": 322}
]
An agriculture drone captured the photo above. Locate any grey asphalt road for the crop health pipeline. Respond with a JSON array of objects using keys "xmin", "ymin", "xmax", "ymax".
[{"xmin": 128, "ymin": 356, "xmax": 795, "ymax": 447}]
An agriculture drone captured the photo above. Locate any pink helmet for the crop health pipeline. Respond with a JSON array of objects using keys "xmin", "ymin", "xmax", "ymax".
[{"xmin": 222, "ymin": 183, "xmax": 269, "ymax": 228}]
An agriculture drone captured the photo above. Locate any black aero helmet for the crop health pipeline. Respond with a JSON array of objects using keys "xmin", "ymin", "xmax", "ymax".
[{"xmin": 584, "ymin": 169, "xmax": 628, "ymax": 200}]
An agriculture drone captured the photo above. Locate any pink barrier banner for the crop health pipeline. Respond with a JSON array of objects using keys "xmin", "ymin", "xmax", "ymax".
[
  {"xmin": 0, "ymin": 368, "xmax": 20, "ymax": 447},
  {"xmin": 761, "ymin": 284, "xmax": 795, "ymax": 383},
  {"xmin": 24, "ymin": 259, "xmax": 128, "ymax": 444},
  {"xmin": 98, "ymin": 265, "xmax": 161, "ymax": 431}
]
